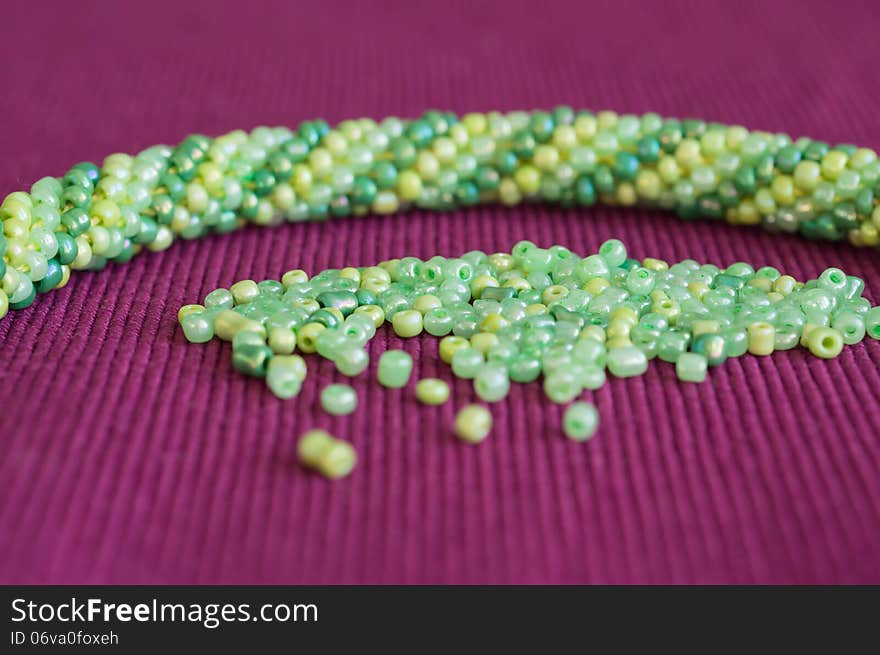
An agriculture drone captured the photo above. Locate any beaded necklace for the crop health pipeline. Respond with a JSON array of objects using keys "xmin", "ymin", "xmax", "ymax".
[{"xmin": 3, "ymin": 108, "xmax": 879, "ymax": 479}]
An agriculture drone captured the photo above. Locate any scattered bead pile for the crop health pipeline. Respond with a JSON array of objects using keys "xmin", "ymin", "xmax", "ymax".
[
  {"xmin": 3, "ymin": 108, "xmax": 880, "ymax": 321},
  {"xmin": 180, "ymin": 238, "xmax": 880, "ymax": 479}
]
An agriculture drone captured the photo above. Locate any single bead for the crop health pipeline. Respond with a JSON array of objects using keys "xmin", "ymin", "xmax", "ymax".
[
  {"xmin": 439, "ymin": 335, "xmax": 470, "ymax": 363},
  {"xmin": 473, "ymin": 362, "xmax": 510, "ymax": 402},
  {"xmin": 334, "ymin": 346, "xmax": 369, "ymax": 377},
  {"xmin": 296, "ymin": 322, "xmax": 325, "ymax": 353},
  {"xmin": 831, "ymin": 311, "xmax": 866, "ymax": 345},
  {"xmin": 676, "ymin": 352, "xmax": 708, "ymax": 383},
  {"xmin": 377, "ymin": 350, "xmax": 413, "ymax": 388},
  {"xmin": 321, "ymin": 384, "xmax": 358, "ymax": 415},
  {"xmin": 543, "ymin": 370, "xmax": 581, "ymax": 404},
  {"xmin": 454, "ymin": 404, "xmax": 493, "ymax": 444},
  {"xmin": 268, "ymin": 326, "xmax": 297, "ymax": 354},
  {"xmin": 392, "ymin": 309, "xmax": 424, "ymax": 338},
  {"xmin": 747, "ymin": 322, "xmax": 775, "ymax": 356},
  {"xmin": 416, "ymin": 378, "xmax": 450, "ymax": 405},
  {"xmin": 266, "ymin": 356, "xmax": 304, "ymax": 399},
  {"xmin": 181, "ymin": 311, "xmax": 214, "ymax": 343},
  {"xmin": 451, "ymin": 346, "xmax": 485, "ymax": 379},
  {"xmin": 214, "ymin": 309, "xmax": 266, "ymax": 341},
  {"xmin": 562, "ymin": 401, "xmax": 599, "ymax": 441},
  {"xmin": 865, "ymin": 306, "xmax": 880, "ymax": 340},
  {"xmin": 606, "ymin": 345, "xmax": 648, "ymax": 377},
  {"xmin": 807, "ymin": 326, "xmax": 844, "ymax": 359},
  {"xmin": 230, "ymin": 279, "xmax": 260, "ymax": 305}
]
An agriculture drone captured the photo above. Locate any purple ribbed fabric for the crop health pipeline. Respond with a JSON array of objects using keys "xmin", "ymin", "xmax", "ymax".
[{"xmin": 1, "ymin": 0, "xmax": 879, "ymax": 584}]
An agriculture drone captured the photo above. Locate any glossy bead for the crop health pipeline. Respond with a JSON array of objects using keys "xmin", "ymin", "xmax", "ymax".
[
  {"xmin": 454, "ymin": 405, "xmax": 492, "ymax": 444},
  {"xmin": 321, "ymin": 384, "xmax": 358, "ymax": 415},
  {"xmin": 562, "ymin": 401, "xmax": 599, "ymax": 441},
  {"xmin": 415, "ymin": 378, "xmax": 450, "ymax": 405},
  {"xmin": 266, "ymin": 356, "xmax": 304, "ymax": 399},
  {"xmin": 747, "ymin": 322, "xmax": 775, "ymax": 356},
  {"xmin": 377, "ymin": 350, "xmax": 413, "ymax": 388},
  {"xmin": 807, "ymin": 326, "xmax": 844, "ymax": 359},
  {"xmin": 451, "ymin": 346, "xmax": 484, "ymax": 379},
  {"xmin": 297, "ymin": 429, "xmax": 356, "ymax": 480},
  {"xmin": 676, "ymin": 352, "xmax": 708, "ymax": 382},
  {"xmin": 334, "ymin": 346, "xmax": 369, "ymax": 377},
  {"xmin": 392, "ymin": 309, "xmax": 423, "ymax": 338},
  {"xmin": 865, "ymin": 306, "xmax": 880, "ymax": 340},
  {"xmin": 473, "ymin": 362, "xmax": 510, "ymax": 402},
  {"xmin": 543, "ymin": 370, "xmax": 581, "ymax": 404},
  {"xmin": 606, "ymin": 345, "xmax": 647, "ymax": 377},
  {"xmin": 181, "ymin": 311, "xmax": 214, "ymax": 343}
]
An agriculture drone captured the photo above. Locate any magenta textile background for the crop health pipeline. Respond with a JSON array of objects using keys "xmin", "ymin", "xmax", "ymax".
[{"xmin": 1, "ymin": 0, "xmax": 879, "ymax": 584}]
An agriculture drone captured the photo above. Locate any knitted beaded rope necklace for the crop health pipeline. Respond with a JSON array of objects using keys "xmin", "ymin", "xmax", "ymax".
[{"xmin": 3, "ymin": 108, "xmax": 879, "ymax": 478}]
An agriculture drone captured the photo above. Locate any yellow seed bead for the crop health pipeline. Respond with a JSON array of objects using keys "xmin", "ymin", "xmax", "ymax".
[
  {"xmin": 793, "ymin": 160, "xmax": 821, "ymax": 191},
  {"xmin": 268, "ymin": 326, "xmax": 297, "ymax": 355},
  {"xmin": 747, "ymin": 322, "xmax": 775, "ymax": 356},
  {"xmin": 281, "ymin": 269, "xmax": 309, "ymax": 287},
  {"xmin": 177, "ymin": 304, "xmax": 205, "ymax": 323},
  {"xmin": 616, "ymin": 182, "xmax": 637, "ymax": 206},
  {"xmin": 610, "ymin": 306, "xmax": 638, "ymax": 327},
  {"xmin": 439, "ymin": 335, "xmax": 469, "ymax": 364},
  {"xmin": 534, "ymin": 144, "xmax": 560, "ymax": 171},
  {"xmin": 552, "ymin": 125, "xmax": 578, "ymax": 150},
  {"xmin": 687, "ymin": 281, "xmax": 709, "ymax": 299},
  {"xmin": 55, "ymin": 265, "xmax": 71, "ymax": 289},
  {"xmin": 597, "ymin": 111, "xmax": 618, "ymax": 129},
  {"xmin": 800, "ymin": 322, "xmax": 820, "ymax": 348},
  {"xmin": 514, "ymin": 165, "xmax": 541, "ymax": 195},
  {"xmin": 372, "ymin": 191, "xmax": 400, "ymax": 214},
  {"xmin": 820, "ymin": 150, "xmax": 848, "ymax": 180},
  {"xmin": 767, "ymin": 291, "xmax": 784, "ymax": 303},
  {"xmin": 860, "ymin": 222, "xmax": 879, "ymax": 247},
  {"xmin": 635, "ymin": 170, "xmax": 662, "ymax": 201},
  {"xmin": 606, "ymin": 319, "xmax": 632, "ymax": 341},
  {"xmin": 574, "ymin": 114, "xmax": 597, "ymax": 142},
  {"xmin": 296, "ymin": 322, "xmax": 325, "ymax": 353},
  {"xmin": 462, "ymin": 112, "xmax": 487, "ymax": 135},
  {"xmin": 273, "ymin": 183, "xmax": 295, "ymax": 211},
  {"xmin": 675, "ymin": 139, "xmax": 702, "ymax": 169},
  {"xmin": 498, "ymin": 177, "xmax": 522, "ymax": 205},
  {"xmin": 415, "ymin": 378, "xmax": 450, "ymax": 405},
  {"xmin": 353, "ymin": 304, "xmax": 385, "ymax": 327},
  {"xmin": 361, "ymin": 266, "xmax": 390, "ymax": 284},
  {"xmin": 317, "ymin": 440, "xmax": 357, "ymax": 480},
  {"xmin": 641, "ymin": 257, "xmax": 668, "ymax": 272},
  {"xmin": 297, "ymin": 429, "xmax": 334, "ymax": 468},
  {"xmin": 416, "ymin": 151, "xmax": 439, "ymax": 180},
  {"xmin": 488, "ymin": 253, "xmax": 514, "ymax": 272},
  {"xmin": 479, "ymin": 313, "xmax": 509, "ymax": 333},
  {"xmin": 657, "ymin": 156, "xmax": 680, "ymax": 184},
  {"xmin": 691, "ymin": 320, "xmax": 720, "ymax": 337},
  {"xmin": 747, "ymin": 277, "xmax": 772, "ymax": 293},
  {"xmin": 652, "ymin": 298, "xmax": 680, "ymax": 323},
  {"xmin": 454, "ymin": 404, "xmax": 493, "ymax": 444},
  {"xmin": 583, "ymin": 277, "xmax": 610, "ymax": 295},
  {"xmin": 806, "ymin": 326, "xmax": 844, "ymax": 359},
  {"xmin": 525, "ymin": 303, "xmax": 547, "ymax": 316},
  {"xmin": 502, "ymin": 277, "xmax": 531, "ymax": 292},
  {"xmin": 339, "ymin": 267, "xmax": 360, "ymax": 284},
  {"xmin": 650, "ymin": 289, "xmax": 669, "ymax": 303},
  {"xmin": 230, "ymin": 279, "xmax": 259, "ymax": 305},
  {"xmin": 309, "ymin": 148, "xmax": 333, "ymax": 178},
  {"xmin": 770, "ymin": 175, "xmax": 795, "ymax": 205},
  {"xmin": 214, "ymin": 309, "xmax": 266, "ymax": 341},
  {"xmin": 772, "ymin": 275, "xmax": 797, "ymax": 296},
  {"xmin": 579, "ymin": 325, "xmax": 605, "ymax": 342},
  {"xmin": 471, "ymin": 274, "xmax": 499, "ymax": 299},
  {"xmin": 470, "ymin": 332, "xmax": 499, "ymax": 355},
  {"xmin": 413, "ymin": 294, "xmax": 442, "ymax": 314},
  {"xmin": 736, "ymin": 199, "xmax": 761, "ymax": 225},
  {"xmin": 726, "ymin": 125, "xmax": 748, "ymax": 150},
  {"xmin": 292, "ymin": 164, "xmax": 312, "ymax": 194},
  {"xmin": 542, "ymin": 285, "xmax": 569, "ymax": 304},
  {"xmin": 397, "ymin": 170, "xmax": 423, "ymax": 201},
  {"xmin": 392, "ymin": 309, "xmax": 423, "ymax": 338}
]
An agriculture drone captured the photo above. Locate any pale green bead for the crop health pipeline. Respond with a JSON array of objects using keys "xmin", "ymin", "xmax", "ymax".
[
  {"xmin": 606, "ymin": 345, "xmax": 648, "ymax": 377},
  {"xmin": 321, "ymin": 384, "xmax": 358, "ymax": 415},
  {"xmin": 266, "ymin": 357, "xmax": 304, "ymax": 399},
  {"xmin": 377, "ymin": 350, "xmax": 413, "ymax": 388},
  {"xmin": 181, "ymin": 311, "xmax": 214, "ymax": 343},
  {"xmin": 562, "ymin": 401, "xmax": 599, "ymax": 441},
  {"xmin": 543, "ymin": 370, "xmax": 581, "ymax": 404},
  {"xmin": 831, "ymin": 311, "xmax": 866, "ymax": 345},
  {"xmin": 454, "ymin": 405, "xmax": 492, "ymax": 444},
  {"xmin": 392, "ymin": 309, "xmax": 423, "ymax": 337},
  {"xmin": 676, "ymin": 352, "xmax": 707, "ymax": 382},
  {"xmin": 451, "ymin": 346, "xmax": 484, "ymax": 379},
  {"xmin": 473, "ymin": 362, "xmax": 510, "ymax": 402},
  {"xmin": 865, "ymin": 306, "xmax": 880, "ymax": 340},
  {"xmin": 416, "ymin": 378, "xmax": 450, "ymax": 405},
  {"xmin": 334, "ymin": 346, "xmax": 369, "ymax": 377}
]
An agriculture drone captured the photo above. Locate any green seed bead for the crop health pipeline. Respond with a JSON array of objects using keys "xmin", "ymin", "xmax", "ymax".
[
  {"xmin": 606, "ymin": 345, "xmax": 648, "ymax": 377},
  {"xmin": 266, "ymin": 356, "xmax": 303, "ymax": 399},
  {"xmin": 865, "ymin": 307, "xmax": 880, "ymax": 340},
  {"xmin": 416, "ymin": 378, "xmax": 450, "ymax": 405},
  {"xmin": 562, "ymin": 402, "xmax": 599, "ymax": 441},
  {"xmin": 676, "ymin": 352, "xmax": 708, "ymax": 383},
  {"xmin": 316, "ymin": 290, "xmax": 358, "ymax": 316},
  {"xmin": 691, "ymin": 333, "xmax": 727, "ymax": 366},
  {"xmin": 543, "ymin": 370, "xmax": 581, "ymax": 404},
  {"xmin": 181, "ymin": 311, "xmax": 214, "ymax": 343},
  {"xmin": 392, "ymin": 309, "xmax": 423, "ymax": 337},
  {"xmin": 230, "ymin": 279, "xmax": 260, "ymax": 305},
  {"xmin": 747, "ymin": 322, "xmax": 775, "ymax": 356},
  {"xmin": 377, "ymin": 350, "xmax": 413, "ymax": 388},
  {"xmin": 451, "ymin": 346, "xmax": 484, "ymax": 379},
  {"xmin": 321, "ymin": 383, "xmax": 358, "ymax": 415},
  {"xmin": 454, "ymin": 404, "xmax": 493, "ymax": 444},
  {"xmin": 831, "ymin": 311, "xmax": 866, "ymax": 345},
  {"xmin": 473, "ymin": 362, "xmax": 510, "ymax": 402},
  {"xmin": 806, "ymin": 326, "xmax": 844, "ymax": 359},
  {"xmin": 334, "ymin": 346, "xmax": 369, "ymax": 377},
  {"xmin": 232, "ymin": 342, "xmax": 272, "ymax": 377}
]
